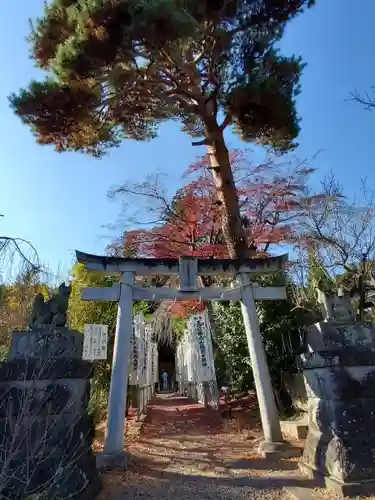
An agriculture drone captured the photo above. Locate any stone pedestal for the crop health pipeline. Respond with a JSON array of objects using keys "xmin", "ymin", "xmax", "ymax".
[
  {"xmin": 8, "ymin": 327, "xmax": 83, "ymax": 360},
  {"xmin": 301, "ymin": 316, "xmax": 375, "ymax": 497},
  {"xmin": 0, "ymin": 329, "xmax": 101, "ymax": 499}
]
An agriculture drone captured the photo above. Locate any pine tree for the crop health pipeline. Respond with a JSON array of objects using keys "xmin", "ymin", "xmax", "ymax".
[{"xmin": 10, "ymin": 0, "xmax": 315, "ymax": 258}]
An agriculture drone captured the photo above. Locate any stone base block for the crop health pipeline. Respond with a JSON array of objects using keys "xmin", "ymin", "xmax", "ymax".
[
  {"xmin": 258, "ymin": 440, "xmax": 300, "ymax": 459},
  {"xmin": 96, "ymin": 451, "xmax": 129, "ymax": 471},
  {"xmin": 303, "ymin": 426, "xmax": 375, "ymax": 485},
  {"xmin": 0, "ymin": 413, "xmax": 94, "ymax": 458},
  {"xmin": 2, "ymin": 450, "xmax": 101, "ymax": 500},
  {"xmin": 0, "ymin": 378, "xmax": 90, "ymax": 417},
  {"xmin": 8, "ymin": 328, "xmax": 83, "ymax": 360},
  {"xmin": 0, "ymin": 358, "xmax": 94, "ymax": 381},
  {"xmin": 280, "ymin": 414, "xmax": 308, "ymax": 440},
  {"xmin": 299, "ymin": 460, "xmax": 375, "ymax": 498}
]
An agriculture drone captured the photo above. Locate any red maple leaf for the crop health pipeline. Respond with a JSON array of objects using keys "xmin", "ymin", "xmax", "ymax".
[{"xmin": 111, "ymin": 149, "xmax": 329, "ymax": 317}]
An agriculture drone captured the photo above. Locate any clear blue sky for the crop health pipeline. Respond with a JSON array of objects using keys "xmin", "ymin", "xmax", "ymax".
[{"xmin": 0, "ymin": 0, "xmax": 374, "ymax": 277}]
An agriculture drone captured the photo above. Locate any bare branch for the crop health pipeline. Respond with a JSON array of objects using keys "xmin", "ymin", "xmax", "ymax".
[
  {"xmin": 295, "ymin": 173, "xmax": 375, "ymax": 294},
  {"xmin": 192, "ymin": 138, "xmax": 209, "ymax": 146},
  {"xmin": 107, "ymin": 149, "xmax": 322, "ymax": 262},
  {"xmin": 0, "ymin": 234, "xmax": 42, "ymax": 283},
  {"xmin": 349, "ymin": 88, "xmax": 375, "ymax": 110},
  {"xmin": 219, "ymin": 113, "xmax": 232, "ymax": 131}
]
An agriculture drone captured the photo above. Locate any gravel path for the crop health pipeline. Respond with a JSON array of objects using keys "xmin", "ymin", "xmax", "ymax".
[{"xmin": 97, "ymin": 393, "xmax": 312, "ymax": 500}]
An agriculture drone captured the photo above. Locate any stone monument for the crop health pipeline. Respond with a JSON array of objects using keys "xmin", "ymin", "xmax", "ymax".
[
  {"xmin": 300, "ymin": 286, "xmax": 375, "ymax": 496},
  {"xmin": 0, "ymin": 284, "xmax": 101, "ymax": 499}
]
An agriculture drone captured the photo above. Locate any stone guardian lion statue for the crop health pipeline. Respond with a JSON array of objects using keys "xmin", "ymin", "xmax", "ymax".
[{"xmin": 28, "ymin": 282, "xmax": 72, "ymax": 330}]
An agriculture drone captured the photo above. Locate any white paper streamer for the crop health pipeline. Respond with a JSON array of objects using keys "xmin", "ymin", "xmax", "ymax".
[
  {"xmin": 129, "ymin": 312, "xmax": 145, "ymax": 385},
  {"xmin": 176, "ymin": 310, "xmax": 217, "ymax": 386}
]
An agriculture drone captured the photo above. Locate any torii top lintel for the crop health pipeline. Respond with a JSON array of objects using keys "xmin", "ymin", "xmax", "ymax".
[{"xmin": 75, "ymin": 251, "xmax": 288, "ymax": 277}]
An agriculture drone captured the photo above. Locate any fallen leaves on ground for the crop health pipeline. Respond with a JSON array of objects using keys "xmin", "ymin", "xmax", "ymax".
[{"xmin": 95, "ymin": 394, "xmax": 303, "ymax": 500}]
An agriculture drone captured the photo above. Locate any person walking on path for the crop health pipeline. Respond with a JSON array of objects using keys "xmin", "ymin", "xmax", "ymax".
[{"xmin": 162, "ymin": 370, "xmax": 168, "ymax": 391}]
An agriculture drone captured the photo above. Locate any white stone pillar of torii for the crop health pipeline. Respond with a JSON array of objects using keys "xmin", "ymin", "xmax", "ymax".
[{"xmin": 76, "ymin": 251, "xmax": 291, "ymax": 466}]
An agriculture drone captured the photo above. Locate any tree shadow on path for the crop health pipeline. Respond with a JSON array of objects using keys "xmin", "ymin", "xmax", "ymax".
[{"xmin": 99, "ymin": 393, "xmax": 318, "ymax": 499}]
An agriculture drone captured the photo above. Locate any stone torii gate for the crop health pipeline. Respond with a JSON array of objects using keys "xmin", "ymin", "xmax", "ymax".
[{"xmin": 76, "ymin": 251, "xmax": 290, "ymax": 465}]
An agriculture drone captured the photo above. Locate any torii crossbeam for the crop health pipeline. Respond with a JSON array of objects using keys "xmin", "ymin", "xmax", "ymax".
[{"xmin": 76, "ymin": 251, "xmax": 290, "ymax": 464}]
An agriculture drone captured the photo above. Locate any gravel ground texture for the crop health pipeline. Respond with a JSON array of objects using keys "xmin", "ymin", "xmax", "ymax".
[{"xmin": 96, "ymin": 393, "xmax": 310, "ymax": 500}]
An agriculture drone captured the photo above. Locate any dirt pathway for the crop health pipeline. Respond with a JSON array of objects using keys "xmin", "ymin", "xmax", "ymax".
[{"xmin": 98, "ymin": 393, "xmax": 313, "ymax": 500}]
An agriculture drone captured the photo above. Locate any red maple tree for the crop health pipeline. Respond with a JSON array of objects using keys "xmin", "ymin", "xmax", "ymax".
[
  {"xmin": 110, "ymin": 149, "xmax": 320, "ymax": 259},
  {"xmin": 108, "ymin": 149, "xmax": 324, "ymax": 317}
]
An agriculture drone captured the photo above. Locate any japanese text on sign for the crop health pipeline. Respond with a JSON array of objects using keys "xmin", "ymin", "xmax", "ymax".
[{"xmin": 82, "ymin": 324, "xmax": 108, "ymax": 360}]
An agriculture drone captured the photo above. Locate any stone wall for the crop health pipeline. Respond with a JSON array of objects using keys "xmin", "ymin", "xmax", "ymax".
[
  {"xmin": 300, "ymin": 311, "xmax": 375, "ymax": 497},
  {"xmin": 301, "ymin": 349, "xmax": 375, "ymax": 496},
  {"xmin": 0, "ymin": 329, "xmax": 101, "ymax": 499}
]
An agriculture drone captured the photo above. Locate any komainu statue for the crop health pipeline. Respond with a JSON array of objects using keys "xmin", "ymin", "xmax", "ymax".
[{"xmin": 28, "ymin": 282, "xmax": 72, "ymax": 330}]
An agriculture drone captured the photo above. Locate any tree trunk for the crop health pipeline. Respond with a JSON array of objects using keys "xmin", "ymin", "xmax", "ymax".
[{"xmin": 203, "ymin": 115, "xmax": 248, "ymax": 259}]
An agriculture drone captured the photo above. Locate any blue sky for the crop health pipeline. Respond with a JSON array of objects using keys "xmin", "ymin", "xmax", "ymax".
[{"xmin": 0, "ymin": 0, "xmax": 374, "ymax": 278}]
